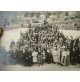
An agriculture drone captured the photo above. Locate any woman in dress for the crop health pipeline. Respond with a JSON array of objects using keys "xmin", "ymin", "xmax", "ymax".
[
  {"xmin": 61, "ymin": 46, "xmax": 67, "ymax": 66},
  {"xmin": 52, "ymin": 46, "xmax": 58, "ymax": 64},
  {"xmin": 32, "ymin": 49, "xmax": 38, "ymax": 66}
]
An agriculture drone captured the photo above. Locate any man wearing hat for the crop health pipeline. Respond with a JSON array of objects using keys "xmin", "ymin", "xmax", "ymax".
[{"xmin": 70, "ymin": 36, "xmax": 74, "ymax": 63}]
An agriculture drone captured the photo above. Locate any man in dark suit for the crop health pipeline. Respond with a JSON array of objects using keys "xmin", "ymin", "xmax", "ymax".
[
  {"xmin": 10, "ymin": 39, "xmax": 15, "ymax": 48},
  {"xmin": 70, "ymin": 36, "xmax": 74, "ymax": 64}
]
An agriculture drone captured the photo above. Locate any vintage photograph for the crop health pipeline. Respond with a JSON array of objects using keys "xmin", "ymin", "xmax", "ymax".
[{"xmin": 0, "ymin": 11, "xmax": 80, "ymax": 71}]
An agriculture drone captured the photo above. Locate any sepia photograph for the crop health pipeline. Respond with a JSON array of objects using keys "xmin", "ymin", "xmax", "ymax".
[{"xmin": 0, "ymin": 11, "xmax": 80, "ymax": 71}]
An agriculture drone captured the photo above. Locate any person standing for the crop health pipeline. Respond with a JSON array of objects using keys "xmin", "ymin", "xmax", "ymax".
[
  {"xmin": 18, "ymin": 47, "xmax": 23, "ymax": 65},
  {"xmin": 66, "ymin": 48, "xmax": 70, "ymax": 66},
  {"xmin": 78, "ymin": 39, "xmax": 80, "ymax": 63},
  {"xmin": 0, "ymin": 47, "xmax": 4, "ymax": 65},
  {"xmin": 42, "ymin": 50, "xmax": 46, "ymax": 64},
  {"xmin": 70, "ymin": 36, "xmax": 74, "ymax": 63},
  {"xmin": 71, "ymin": 47, "xmax": 76, "ymax": 65},
  {"xmin": 23, "ymin": 48, "xmax": 29, "ymax": 66},
  {"xmin": 46, "ymin": 48, "xmax": 53, "ymax": 64},
  {"xmin": 14, "ymin": 48, "xmax": 20, "ymax": 64},
  {"xmin": 37, "ymin": 48, "xmax": 43, "ymax": 66},
  {"xmin": 52, "ymin": 46, "xmax": 58, "ymax": 64},
  {"xmin": 2, "ymin": 47, "xmax": 7, "ymax": 65},
  {"xmin": 7, "ymin": 48, "xmax": 15, "ymax": 65},
  {"xmin": 51, "ymin": 46, "xmax": 54, "ymax": 63},
  {"xmin": 61, "ymin": 47, "xmax": 67, "ymax": 66},
  {"xmin": 75, "ymin": 46, "xmax": 79, "ymax": 64},
  {"xmin": 28, "ymin": 48, "xmax": 33, "ymax": 67},
  {"xmin": 32, "ymin": 49, "xmax": 38, "ymax": 66},
  {"xmin": 57, "ymin": 45, "xmax": 61, "ymax": 64}
]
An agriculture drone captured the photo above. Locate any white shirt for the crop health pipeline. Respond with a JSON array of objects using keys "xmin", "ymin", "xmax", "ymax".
[{"xmin": 62, "ymin": 51, "xmax": 66, "ymax": 56}]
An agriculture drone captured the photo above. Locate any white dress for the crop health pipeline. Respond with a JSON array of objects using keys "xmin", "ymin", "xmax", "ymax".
[
  {"xmin": 54, "ymin": 50, "xmax": 58, "ymax": 63},
  {"xmin": 32, "ymin": 51, "xmax": 38, "ymax": 63},
  {"xmin": 61, "ymin": 51, "xmax": 67, "ymax": 65},
  {"xmin": 51, "ymin": 49, "xmax": 58, "ymax": 63}
]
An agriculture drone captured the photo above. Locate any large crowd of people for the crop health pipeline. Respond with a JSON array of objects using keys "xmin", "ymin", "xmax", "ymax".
[{"xmin": 0, "ymin": 20, "xmax": 80, "ymax": 67}]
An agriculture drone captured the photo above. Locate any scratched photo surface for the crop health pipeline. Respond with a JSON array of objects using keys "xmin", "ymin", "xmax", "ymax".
[{"xmin": 0, "ymin": 11, "xmax": 80, "ymax": 71}]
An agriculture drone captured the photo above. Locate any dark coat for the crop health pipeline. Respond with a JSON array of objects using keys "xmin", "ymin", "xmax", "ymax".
[{"xmin": 46, "ymin": 52, "xmax": 53, "ymax": 64}]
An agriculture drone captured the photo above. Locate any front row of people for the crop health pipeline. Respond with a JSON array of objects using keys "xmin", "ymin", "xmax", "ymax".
[{"xmin": 7, "ymin": 45, "xmax": 71, "ymax": 67}]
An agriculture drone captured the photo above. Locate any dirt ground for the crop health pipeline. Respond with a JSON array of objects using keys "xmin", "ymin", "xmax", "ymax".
[{"xmin": 0, "ymin": 64, "xmax": 80, "ymax": 71}]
